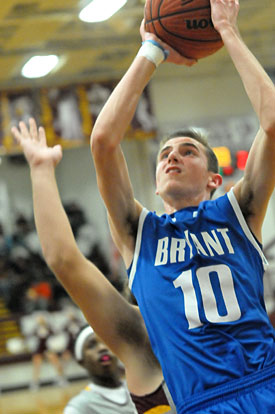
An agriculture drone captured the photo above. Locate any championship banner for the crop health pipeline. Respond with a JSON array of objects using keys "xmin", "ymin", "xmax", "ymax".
[{"xmin": 0, "ymin": 81, "xmax": 156, "ymax": 154}]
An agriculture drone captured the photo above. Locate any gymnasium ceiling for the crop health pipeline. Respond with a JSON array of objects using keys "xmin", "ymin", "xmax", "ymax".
[{"xmin": 0, "ymin": 0, "xmax": 274, "ymax": 91}]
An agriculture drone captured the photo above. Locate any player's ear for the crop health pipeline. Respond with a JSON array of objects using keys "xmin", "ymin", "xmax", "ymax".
[{"xmin": 208, "ymin": 172, "xmax": 222, "ymax": 191}]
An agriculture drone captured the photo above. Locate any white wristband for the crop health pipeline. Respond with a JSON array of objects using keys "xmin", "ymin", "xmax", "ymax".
[{"xmin": 137, "ymin": 39, "xmax": 168, "ymax": 67}]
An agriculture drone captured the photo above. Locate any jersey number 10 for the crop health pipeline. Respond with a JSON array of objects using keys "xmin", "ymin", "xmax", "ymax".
[{"xmin": 173, "ymin": 264, "xmax": 241, "ymax": 329}]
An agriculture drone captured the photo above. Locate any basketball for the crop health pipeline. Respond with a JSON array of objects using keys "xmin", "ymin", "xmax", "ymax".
[{"xmin": 144, "ymin": 0, "xmax": 223, "ymax": 59}]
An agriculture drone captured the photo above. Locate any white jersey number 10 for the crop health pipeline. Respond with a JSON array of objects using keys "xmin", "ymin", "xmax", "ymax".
[{"xmin": 173, "ymin": 264, "xmax": 241, "ymax": 329}]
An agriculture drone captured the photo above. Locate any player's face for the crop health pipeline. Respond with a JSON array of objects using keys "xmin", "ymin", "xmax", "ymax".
[
  {"xmin": 156, "ymin": 136, "xmax": 212, "ymax": 202},
  {"xmin": 82, "ymin": 334, "xmax": 120, "ymax": 378}
]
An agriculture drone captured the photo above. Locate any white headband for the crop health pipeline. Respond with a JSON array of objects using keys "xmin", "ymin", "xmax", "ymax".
[{"xmin": 74, "ymin": 326, "xmax": 94, "ymax": 361}]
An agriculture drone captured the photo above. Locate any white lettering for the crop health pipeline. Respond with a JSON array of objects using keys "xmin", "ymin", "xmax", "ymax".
[
  {"xmin": 190, "ymin": 233, "xmax": 208, "ymax": 256},
  {"xmin": 217, "ymin": 228, "xmax": 234, "ymax": 254},
  {"xmin": 154, "ymin": 228, "xmax": 235, "ymax": 266},
  {"xmin": 184, "ymin": 230, "xmax": 193, "ymax": 258},
  {"xmin": 155, "ymin": 237, "xmax": 169, "ymax": 266},
  {"xmin": 171, "ymin": 238, "xmax": 186, "ymax": 263},
  {"xmin": 201, "ymin": 230, "xmax": 224, "ymax": 256}
]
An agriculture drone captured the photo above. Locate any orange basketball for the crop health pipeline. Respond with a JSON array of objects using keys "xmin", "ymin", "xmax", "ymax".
[{"xmin": 144, "ymin": 0, "xmax": 223, "ymax": 59}]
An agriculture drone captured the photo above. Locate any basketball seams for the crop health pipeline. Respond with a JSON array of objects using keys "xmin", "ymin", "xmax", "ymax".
[
  {"xmin": 149, "ymin": 0, "xmax": 158, "ymax": 44},
  {"xmin": 180, "ymin": 0, "xmax": 195, "ymax": 7},
  {"xmin": 146, "ymin": 9, "xmax": 221, "ymax": 44},
  {"xmin": 149, "ymin": 0, "xmax": 153, "ymax": 21},
  {"xmin": 144, "ymin": 0, "xmax": 223, "ymax": 59},
  {"xmin": 146, "ymin": 6, "xmax": 211, "ymax": 24},
  {"xmin": 151, "ymin": 0, "xmax": 165, "ymax": 40}
]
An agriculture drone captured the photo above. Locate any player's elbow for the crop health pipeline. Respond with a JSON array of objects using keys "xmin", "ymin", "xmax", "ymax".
[
  {"xmin": 42, "ymin": 249, "xmax": 64, "ymax": 276},
  {"xmin": 90, "ymin": 126, "xmax": 117, "ymax": 157},
  {"xmin": 42, "ymin": 244, "xmax": 76, "ymax": 280},
  {"xmin": 262, "ymin": 120, "xmax": 275, "ymax": 143},
  {"xmin": 262, "ymin": 93, "xmax": 275, "ymax": 137},
  {"xmin": 264, "ymin": 116, "xmax": 275, "ymax": 139}
]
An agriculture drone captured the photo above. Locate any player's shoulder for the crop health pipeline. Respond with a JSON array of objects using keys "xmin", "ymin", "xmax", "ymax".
[
  {"xmin": 202, "ymin": 190, "xmax": 232, "ymax": 214},
  {"xmin": 65, "ymin": 385, "xmax": 93, "ymax": 409}
]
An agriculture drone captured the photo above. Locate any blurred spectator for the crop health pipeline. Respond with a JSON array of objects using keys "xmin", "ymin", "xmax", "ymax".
[
  {"xmin": 0, "ymin": 223, "xmax": 11, "ymax": 257},
  {"xmin": 64, "ymin": 203, "xmax": 86, "ymax": 237},
  {"xmin": 0, "ymin": 206, "xmax": 113, "ymax": 314},
  {"xmin": 65, "ymin": 202, "xmax": 111, "ymax": 277},
  {"xmin": 25, "ymin": 281, "xmax": 53, "ymax": 312},
  {"xmin": 5, "ymin": 246, "xmax": 31, "ymax": 313},
  {"xmin": 61, "ymin": 310, "xmax": 83, "ymax": 362},
  {"xmin": 0, "ymin": 256, "xmax": 11, "ymax": 305},
  {"xmin": 1, "ymin": 215, "xmax": 55, "ymax": 313},
  {"xmin": 11, "ymin": 214, "xmax": 31, "ymax": 249},
  {"xmin": 28, "ymin": 313, "xmax": 67, "ymax": 391}
]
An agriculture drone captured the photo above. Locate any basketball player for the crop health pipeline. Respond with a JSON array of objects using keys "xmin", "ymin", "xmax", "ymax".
[
  {"xmin": 11, "ymin": 119, "xmax": 176, "ymax": 414},
  {"xmin": 64, "ymin": 325, "xmax": 137, "ymax": 414},
  {"xmin": 64, "ymin": 325, "xmax": 175, "ymax": 414},
  {"xmin": 89, "ymin": 0, "xmax": 275, "ymax": 412}
]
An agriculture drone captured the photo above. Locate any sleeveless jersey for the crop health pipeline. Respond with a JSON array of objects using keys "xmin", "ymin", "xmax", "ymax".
[
  {"xmin": 128, "ymin": 188, "xmax": 275, "ymax": 413},
  {"xmin": 131, "ymin": 381, "xmax": 176, "ymax": 414},
  {"xmin": 64, "ymin": 381, "xmax": 137, "ymax": 414}
]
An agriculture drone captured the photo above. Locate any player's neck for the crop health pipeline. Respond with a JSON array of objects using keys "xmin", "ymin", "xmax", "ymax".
[
  {"xmin": 91, "ymin": 374, "xmax": 122, "ymax": 388},
  {"xmin": 163, "ymin": 193, "xmax": 210, "ymax": 214}
]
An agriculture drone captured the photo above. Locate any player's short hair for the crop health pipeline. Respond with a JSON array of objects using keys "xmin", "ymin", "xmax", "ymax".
[{"xmin": 158, "ymin": 129, "xmax": 219, "ymax": 174}]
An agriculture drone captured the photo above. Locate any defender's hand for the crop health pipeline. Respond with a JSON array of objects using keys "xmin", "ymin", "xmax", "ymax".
[{"xmin": 11, "ymin": 118, "xmax": 62, "ymax": 168}]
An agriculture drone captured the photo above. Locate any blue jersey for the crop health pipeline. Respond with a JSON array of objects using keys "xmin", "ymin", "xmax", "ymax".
[{"xmin": 127, "ymin": 189, "xmax": 275, "ymax": 412}]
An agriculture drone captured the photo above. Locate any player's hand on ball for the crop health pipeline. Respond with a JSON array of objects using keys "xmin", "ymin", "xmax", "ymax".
[
  {"xmin": 11, "ymin": 118, "xmax": 62, "ymax": 168},
  {"xmin": 210, "ymin": 0, "xmax": 240, "ymax": 34},
  {"xmin": 140, "ymin": 20, "xmax": 197, "ymax": 66}
]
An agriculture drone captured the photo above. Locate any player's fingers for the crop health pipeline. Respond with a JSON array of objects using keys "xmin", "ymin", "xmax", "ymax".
[
  {"xmin": 167, "ymin": 49, "xmax": 197, "ymax": 66},
  {"xmin": 53, "ymin": 145, "xmax": 63, "ymax": 164},
  {"xmin": 38, "ymin": 126, "xmax": 47, "ymax": 146},
  {"xmin": 29, "ymin": 118, "xmax": 38, "ymax": 141},
  {"xmin": 140, "ymin": 19, "xmax": 146, "ymax": 39},
  {"xmin": 11, "ymin": 126, "xmax": 23, "ymax": 144},
  {"xmin": 176, "ymin": 58, "xmax": 197, "ymax": 66},
  {"xmin": 184, "ymin": 58, "xmax": 197, "ymax": 67},
  {"xmin": 18, "ymin": 121, "xmax": 31, "ymax": 139}
]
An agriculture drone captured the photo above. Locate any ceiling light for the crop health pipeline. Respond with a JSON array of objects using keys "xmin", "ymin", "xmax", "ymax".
[
  {"xmin": 22, "ymin": 55, "xmax": 59, "ymax": 79},
  {"xmin": 79, "ymin": 0, "xmax": 127, "ymax": 23}
]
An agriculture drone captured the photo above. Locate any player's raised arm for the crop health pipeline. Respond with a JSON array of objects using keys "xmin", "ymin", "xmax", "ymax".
[
  {"xmin": 211, "ymin": 0, "xmax": 275, "ymax": 241},
  {"xmin": 11, "ymin": 119, "xmax": 162, "ymax": 394},
  {"xmin": 90, "ymin": 22, "xmax": 196, "ymax": 267}
]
